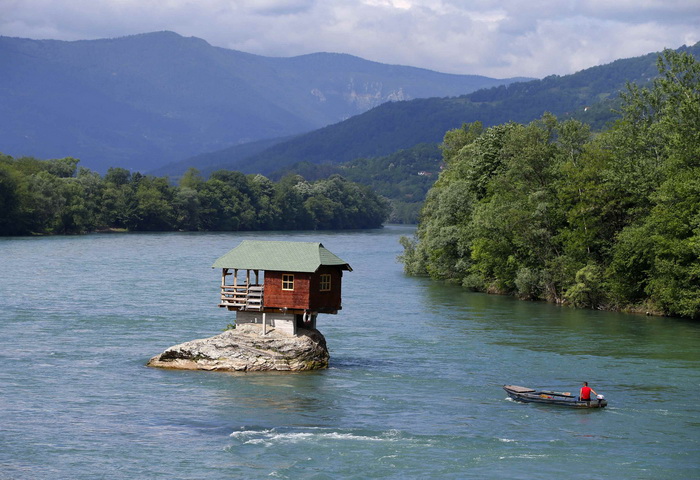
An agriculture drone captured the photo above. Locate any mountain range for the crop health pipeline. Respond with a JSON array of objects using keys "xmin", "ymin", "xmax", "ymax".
[
  {"xmin": 0, "ymin": 31, "xmax": 526, "ymax": 172},
  {"xmin": 155, "ymin": 41, "xmax": 700, "ymax": 178}
]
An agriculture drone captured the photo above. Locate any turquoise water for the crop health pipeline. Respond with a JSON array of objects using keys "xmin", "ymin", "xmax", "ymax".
[{"xmin": 1, "ymin": 226, "xmax": 698, "ymax": 479}]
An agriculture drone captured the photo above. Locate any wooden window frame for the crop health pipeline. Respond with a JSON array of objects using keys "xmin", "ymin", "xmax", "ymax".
[
  {"xmin": 319, "ymin": 274, "xmax": 331, "ymax": 292},
  {"xmin": 282, "ymin": 274, "xmax": 294, "ymax": 291}
]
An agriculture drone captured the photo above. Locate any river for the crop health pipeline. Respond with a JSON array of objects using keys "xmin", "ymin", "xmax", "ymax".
[{"xmin": 1, "ymin": 226, "xmax": 698, "ymax": 479}]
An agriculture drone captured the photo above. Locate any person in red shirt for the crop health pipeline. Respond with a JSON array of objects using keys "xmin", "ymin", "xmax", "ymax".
[{"xmin": 579, "ymin": 381, "xmax": 597, "ymax": 402}]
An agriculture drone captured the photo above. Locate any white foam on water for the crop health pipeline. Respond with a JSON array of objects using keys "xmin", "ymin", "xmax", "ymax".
[
  {"xmin": 499, "ymin": 454, "xmax": 549, "ymax": 460},
  {"xmin": 229, "ymin": 428, "xmax": 274, "ymax": 440},
  {"xmin": 229, "ymin": 427, "xmax": 413, "ymax": 447}
]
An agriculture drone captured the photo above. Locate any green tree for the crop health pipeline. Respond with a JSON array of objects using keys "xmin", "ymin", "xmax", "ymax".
[
  {"xmin": 179, "ymin": 167, "xmax": 204, "ymax": 190},
  {"xmin": 273, "ymin": 175, "xmax": 314, "ymax": 230},
  {"xmin": 45, "ymin": 157, "xmax": 79, "ymax": 178},
  {"xmin": 129, "ymin": 176, "xmax": 176, "ymax": 231},
  {"xmin": 643, "ymin": 171, "xmax": 700, "ymax": 317},
  {"xmin": 606, "ymin": 49, "xmax": 700, "ymax": 317},
  {"xmin": 173, "ymin": 186, "xmax": 201, "ymax": 231},
  {"xmin": 26, "ymin": 171, "xmax": 65, "ymax": 233},
  {"xmin": 104, "ymin": 167, "xmax": 132, "ymax": 186},
  {"xmin": 249, "ymin": 174, "xmax": 280, "ymax": 229},
  {"xmin": 564, "ymin": 263, "xmax": 606, "ymax": 308},
  {"xmin": 0, "ymin": 161, "xmax": 30, "ymax": 235},
  {"xmin": 402, "ymin": 49, "xmax": 700, "ymax": 318}
]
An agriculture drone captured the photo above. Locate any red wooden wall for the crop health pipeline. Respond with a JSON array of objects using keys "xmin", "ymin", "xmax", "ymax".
[{"xmin": 265, "ymin": 266, "xmax": 343, "ymax": 313}]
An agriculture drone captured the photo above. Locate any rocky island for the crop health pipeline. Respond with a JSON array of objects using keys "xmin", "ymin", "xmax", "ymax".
[
  {"xmin": 147, "ymin": 324, "xmax": 329, "ymax": 372},
  {"xmin": 148, "ymin": 241, "xmax": 351, "ymax": 373}
]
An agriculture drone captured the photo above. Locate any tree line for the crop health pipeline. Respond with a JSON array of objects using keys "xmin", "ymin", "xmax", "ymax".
[
  {"xmin": 0, "ymin": 160, "xmax": 390, "ymax": 235},
  {"xmin": 270, "ymin": 143, "xmax": 443, "ymax": 224},
  {"xmin": 400, "ymin": 50, "xmax": 700, "ymax": 319}
]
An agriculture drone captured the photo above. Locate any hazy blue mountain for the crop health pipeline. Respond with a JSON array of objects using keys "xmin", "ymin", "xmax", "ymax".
[
  {"xmin": 0, "ymin": 31, "xmax": 526, "ymax": 172},
  {"xmin": 181, "ymin": 42, "xmax": 698, "ymax": 177},
  {"xmin": 148, "ymin": 135, "xmax": 294, "ymax": 178}
]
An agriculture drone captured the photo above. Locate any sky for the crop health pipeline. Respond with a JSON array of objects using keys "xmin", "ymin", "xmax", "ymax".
[{"xmin": 1, "ymin": 0, "xmax": 699, "ymax": 79}]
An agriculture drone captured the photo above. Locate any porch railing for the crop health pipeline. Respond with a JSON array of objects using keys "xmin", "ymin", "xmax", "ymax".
[{"xmin": 220, "ymin": 284, "xmax": 264, "ymax": 310}]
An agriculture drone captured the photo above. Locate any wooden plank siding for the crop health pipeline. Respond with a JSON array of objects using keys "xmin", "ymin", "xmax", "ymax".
[
  {"xmin": 264, "ymin": 267, "xmax": 343, "ymax": 313},
  {"xmin": 265, "ymin": 271, "xmax": 311, "ymax": 311},
  {"xmin": 308, "ymin": 266, "xmax": 343, "ymax": 312},
  {"xmin": 214, "ymin": 241, "xmax": 351, "ymax": 317}
]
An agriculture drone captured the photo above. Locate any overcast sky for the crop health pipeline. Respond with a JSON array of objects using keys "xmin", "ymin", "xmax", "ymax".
[{"xmin": 1, "ymin": 0, "xmax": 698, "ymax": 78}]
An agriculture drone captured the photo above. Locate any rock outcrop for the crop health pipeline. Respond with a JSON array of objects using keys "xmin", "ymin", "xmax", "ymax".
[{"xmin": 147, "ymin": 325, "xmax": 329, "ymax": 372}]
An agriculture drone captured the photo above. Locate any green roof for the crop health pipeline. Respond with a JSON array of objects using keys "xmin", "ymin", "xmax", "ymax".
[{"xmin": 212, "ymin": 240, "xmax": 352, "ymax": 273}]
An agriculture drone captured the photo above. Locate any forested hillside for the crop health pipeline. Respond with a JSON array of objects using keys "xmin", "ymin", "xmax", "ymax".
[
  {"xmin": 400, "ymin": 50, "xmax": 700, "ymax": 319},
  {"xmin": 0, "ymin": 157, "xmax": 389, "ymax": 235},
  {"xmin": 0, "ymin": 32, "xmax": 522, "ymax": 172},
  {"xmin": 192, "ymin": 43, "xmax": 700, "ymax": 177},
  {"xmin": 270, "ymin": 144, "xmax": 443, "ymax": 224}
]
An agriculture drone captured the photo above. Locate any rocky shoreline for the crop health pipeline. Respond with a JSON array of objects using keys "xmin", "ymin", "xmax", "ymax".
[{"xmin": 147, "ymin": 324, "xmax": 329, "ymax": 372}]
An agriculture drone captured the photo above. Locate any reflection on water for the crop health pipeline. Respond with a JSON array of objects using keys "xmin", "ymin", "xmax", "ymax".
[{"xmin": 421, "ymin": 280, "xmax": 700, "ymax": 361}]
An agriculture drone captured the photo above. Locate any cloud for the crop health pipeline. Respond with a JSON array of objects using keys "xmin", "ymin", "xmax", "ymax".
[
  {"xmin": 0, "ymin": 0, "xmax": 698, "ymax": 78},
  {"xmin": 239, "ymin": 0, "xmax": 316, "ymax": 16}
]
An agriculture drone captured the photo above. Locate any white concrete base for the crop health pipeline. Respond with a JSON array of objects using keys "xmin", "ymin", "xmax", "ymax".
[{"xmin": 236, "ymin": 311, "xmax": 297, "ymax": 336}]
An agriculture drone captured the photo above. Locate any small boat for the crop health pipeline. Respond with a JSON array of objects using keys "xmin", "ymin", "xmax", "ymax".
[{"xmin": 504, "ymin": 385, "xmax": 607, "ymax": 408}]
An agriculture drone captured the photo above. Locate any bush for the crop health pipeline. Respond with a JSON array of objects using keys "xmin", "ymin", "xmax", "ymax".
[
  {"xmin": 515, "ymin": 267, "xmax": 542, "ymax": 300},
  {"xmin": 564, "ymin": 264, "xmax": 605, "ymax": 308}
]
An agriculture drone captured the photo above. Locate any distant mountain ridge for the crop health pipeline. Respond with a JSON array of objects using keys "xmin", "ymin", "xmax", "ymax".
[
  {"xmin": 0, "ymin": 31, "xmax": 526, "ymax": 172},
  {"xmin": 178, "ymin": 42, "xmax": 699, "ymax": 178}
]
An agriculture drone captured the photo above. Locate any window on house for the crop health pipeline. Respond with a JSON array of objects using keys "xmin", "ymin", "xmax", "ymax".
[
  {"xmin": 282, "ymin": 274, "xmax": 294, "ymax": 291},
  {"xmin": 320, "ymin": 274, "xmax": 331, "ymax": 291}
]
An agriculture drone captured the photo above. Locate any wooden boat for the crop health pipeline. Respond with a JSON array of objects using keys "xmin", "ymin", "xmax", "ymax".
[{"xmin": 504, "ymin": 385, "xmax": 607, "ymax": 408}]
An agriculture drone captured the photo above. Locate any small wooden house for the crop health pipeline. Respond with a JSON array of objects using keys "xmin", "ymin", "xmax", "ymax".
[{"xmin": 212, "ymin": 240, "xmax": 352, "ymax": 335}]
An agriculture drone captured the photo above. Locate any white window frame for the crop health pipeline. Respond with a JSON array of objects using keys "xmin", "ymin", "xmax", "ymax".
[{"xmin": 282, "ymin": 274, "xmax": 294, "ymax": 291}]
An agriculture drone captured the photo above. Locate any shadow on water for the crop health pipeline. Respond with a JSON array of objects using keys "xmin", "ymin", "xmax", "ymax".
[
  {"xmin": 420, "ymin": 280, "xmax": 700, "ymax": 362},
  {"xmin": 329, "ymin": 356, "xmax": 397, "ymax": 370}
]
